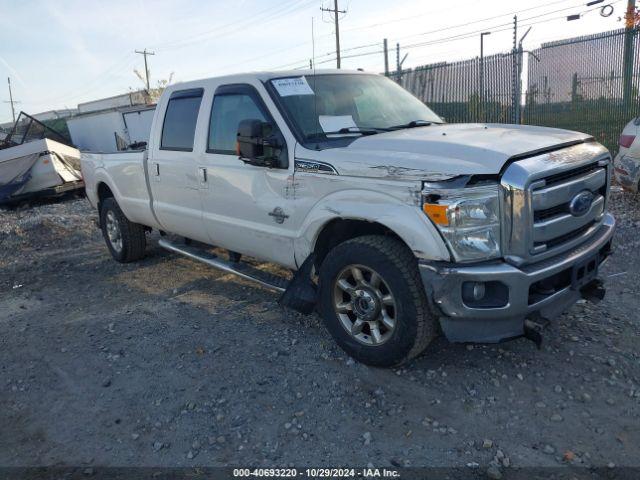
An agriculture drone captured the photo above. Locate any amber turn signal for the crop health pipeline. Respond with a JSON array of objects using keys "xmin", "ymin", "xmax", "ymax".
[{"xmin": 423, "ymin": 203, "xmax": 449, "ymax": 226}]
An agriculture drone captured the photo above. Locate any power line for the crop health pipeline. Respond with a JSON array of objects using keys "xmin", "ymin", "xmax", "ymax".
[
  {"xmin": 155, "ymin": 0, "xmax": 321, "ymax": 73},
  {"xmin": 26, "ymin": 51, "xmax": 137, "ymax": 106},
  {"xmin": 340, "ymin": 0, "xmax": 577, "ymax": 35},
  {"xmin": 277, "ymin": 0, "xmax": 598, "ymax": 70},
  {"xmin": 388, "ymin": 0, "xmax": 601, "ymax": 45},
  {"xmin": 190, "ymin": 1, "xmax": 325, "ymax": 76},
  {"xmin": 151, "ymin": 1, "xmax": 290, "ymax": 50},
  {"xmin": 306, "ymin": 0, "xmax": 622, "ymax": 69},
  {"xmin": 397, "ymin": 0, "xmax": 622, "ymax": 51},
  {"xmin": 220, "ymin": 0, "xmax": 567, "ymax": 71},
  {"xmin": 153, "ymin": 0, "xmax": 318, "ymax": 52},
  {"xmin": 19, "ymin": 0, "xmax": 624, "ymax": 115},
  {"xmin": 224, "ymin": 0, "xmax": 587, "ymax": 74},
  {"xmin": 335, "ymin": 0, "xmax": 588, "ymax": 55}
]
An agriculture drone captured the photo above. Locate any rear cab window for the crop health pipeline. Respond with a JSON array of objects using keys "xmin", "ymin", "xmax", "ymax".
[{"xmin": 160, "ymin": 88, "xmax": 204, "ymax": 151}]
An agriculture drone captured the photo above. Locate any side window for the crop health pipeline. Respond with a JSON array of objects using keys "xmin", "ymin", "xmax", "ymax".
[
  {"xmin": 208, "ymin": 93, "xmax": 267, "ymax": 154},
  {"xmin": 160, "ymin": 88, "xmax": 203, "ymax": 151}
]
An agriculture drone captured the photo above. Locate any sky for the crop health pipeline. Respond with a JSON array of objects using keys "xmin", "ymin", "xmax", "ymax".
[{"xmin": 0, "ymin": 0, "xmax": 628, "ymax": 123}]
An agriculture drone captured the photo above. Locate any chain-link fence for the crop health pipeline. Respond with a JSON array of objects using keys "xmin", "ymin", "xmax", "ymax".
[
  {"xmin": 398, "ymin": 52, "xmax": 516, "ymax": 124},
  {"xmin": 394, "ymin": 27, "xmax": 640, "ymax": 155}
]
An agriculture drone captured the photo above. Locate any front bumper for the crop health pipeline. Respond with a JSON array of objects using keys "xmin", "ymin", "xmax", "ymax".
[{"xmin": 419, "ymin": 213, "xmax": 615, "ymax": 343}]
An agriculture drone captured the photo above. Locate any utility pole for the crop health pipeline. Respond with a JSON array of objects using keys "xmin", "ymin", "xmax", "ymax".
[
  {"xmin": 383, "ymin": 38, "xmax": 389, "ymax": 76},
  {"xmin": 4, "ymin": 77, "xmax": 19, "ymax": 124},
  {"xmin": 511, "ymin": 15, "xmax": 519, "ymax": 124},
  {"xmin": 479, "ymin": 32, "xmax": 491, "ymax": 122},
  {"xmin": 622, "ymin": 0, "xmax": 637, "ymax": 114},
  {"xmin": 395, "ymin": 43, "xmax": 408, "ymax": 83},
  {"xmin": 516, "ymin": 26, "xmax": 532, "ymax": 125},
  {"xmin": 321, "ymin": 0, "xmax": 346, "ymax": 68},
  {"xmin": 135, "ymin": 48, "xmax": 155, "ymax": 92}
]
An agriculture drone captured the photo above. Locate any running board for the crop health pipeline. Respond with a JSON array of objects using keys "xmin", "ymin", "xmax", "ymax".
[{"xmin": 158, "ymin": 239, "xmax": 289, "ymax": 293}]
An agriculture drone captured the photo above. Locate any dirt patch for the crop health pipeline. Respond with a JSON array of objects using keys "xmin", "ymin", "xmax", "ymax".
[{"xmin": 0, "ymin": 193, "xmax": 639, "ymax": 472}]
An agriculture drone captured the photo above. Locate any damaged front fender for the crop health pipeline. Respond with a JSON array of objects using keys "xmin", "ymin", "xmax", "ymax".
[{"xmin": 293, "ymin": 187, "xmax": 451, "ymax": 266}]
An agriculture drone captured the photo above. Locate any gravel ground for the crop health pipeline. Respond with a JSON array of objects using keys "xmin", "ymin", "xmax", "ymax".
[{"xmin": 0, "ymin": 191, "xmax": 639, "ymax": 474}]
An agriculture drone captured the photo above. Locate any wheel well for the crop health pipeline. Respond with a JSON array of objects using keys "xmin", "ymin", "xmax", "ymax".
[
  {"xmin": 313, "ymin": 218, "xmax": 407, "ymax": 267},
  {"xmin": 97, "ymin": 183, "xmax": 114, "ymax": 209}
]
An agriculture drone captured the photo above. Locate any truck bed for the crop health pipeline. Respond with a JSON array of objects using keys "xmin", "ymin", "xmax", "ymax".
[{"xmin": 80, "ymin": 150, "xmax": 157, "ymax": 228}]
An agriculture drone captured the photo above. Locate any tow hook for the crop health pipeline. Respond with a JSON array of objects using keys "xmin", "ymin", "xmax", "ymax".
[
  {"xmin": 523, "ymin": 317, "xmax": 549, "ymax": 350},
  {"xmin": 580, "ymin": 278, "xmax": 606, "ymax": 304}
]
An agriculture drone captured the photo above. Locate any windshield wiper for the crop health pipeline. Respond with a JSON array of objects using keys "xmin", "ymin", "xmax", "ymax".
[
  {"xmin": 388, "ymin": 120, "xmax": 436, "ymax": 130},
  {"xmin": 321, "ymin": 126, "xmax": 390, "ymax": 136}
]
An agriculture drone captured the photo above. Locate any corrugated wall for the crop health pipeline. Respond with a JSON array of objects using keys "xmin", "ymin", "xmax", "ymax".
[{"xmin": 525, "ymin": 28, "xmax": 640, "ymax": 153}]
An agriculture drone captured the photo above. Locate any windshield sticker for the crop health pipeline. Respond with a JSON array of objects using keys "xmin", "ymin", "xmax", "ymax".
[
  {"xmin": 272, "ymin": 77, "xmax": 315, "ymax": 97},
  {"xmin": 319, "ymin": 115, "xmax": 357, "ymax": 133}
]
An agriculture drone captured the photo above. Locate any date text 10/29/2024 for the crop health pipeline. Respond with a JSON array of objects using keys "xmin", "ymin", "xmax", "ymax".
[{"xmin": 233, "ymin": 468, "xmax": 400, "ymax": 478}]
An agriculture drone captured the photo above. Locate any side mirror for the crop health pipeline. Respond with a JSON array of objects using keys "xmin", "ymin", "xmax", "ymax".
[
  {"xmin": 236, "ymin": 119, "xmax": 264, "ymax": 160},
  {"xmin": 236, "ymin": 119, "xmax": 287, "ymax": 168}
]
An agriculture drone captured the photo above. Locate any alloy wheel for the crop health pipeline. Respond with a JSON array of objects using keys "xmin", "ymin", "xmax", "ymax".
[
  {"xmin": 105, "ymin": 210, "xmax": 123, "ymax": 253},
  {"xmin": 332, "ymin": 264, "xmax": 397, "ymax": 346}
]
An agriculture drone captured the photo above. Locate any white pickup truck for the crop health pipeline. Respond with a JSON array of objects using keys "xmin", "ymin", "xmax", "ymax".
[{"xmin": 81, "ymin": 70, "xmax": 615, "ymax": 367}]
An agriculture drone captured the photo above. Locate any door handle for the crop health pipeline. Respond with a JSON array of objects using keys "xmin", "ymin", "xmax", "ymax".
[
  {"xmin": 152, "ymin": 162, "xmax": 160, "ymax": 176},
  {"xmin": 199, "ymin": 167, "xmax": 207, "ymax": 183}
]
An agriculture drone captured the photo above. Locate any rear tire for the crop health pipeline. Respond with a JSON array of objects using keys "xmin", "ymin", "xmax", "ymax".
[
  {"xmin": 318, "ymin": 235, "xmax": 438, "ymax": 367},
  {"xmin": 100, "ymin": 197, "xmax": 146, "ymax": 263}
]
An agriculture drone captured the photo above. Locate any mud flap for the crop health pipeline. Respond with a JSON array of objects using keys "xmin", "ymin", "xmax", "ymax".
[{"xmin": 278, "ymin": 254, "xmax": 317, "ymax": 314}]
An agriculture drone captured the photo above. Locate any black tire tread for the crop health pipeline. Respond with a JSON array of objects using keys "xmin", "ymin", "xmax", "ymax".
[
  {"xmin": 352, "ymin": 235, "xmax": 436, "ymax": 363},
  {"xmin": 320, "ymin": 234, "xmax": 437, "ymax": 366},
  {"xmin": 100, "ymin": 197, "xmax": 146, "ymax": 263}
]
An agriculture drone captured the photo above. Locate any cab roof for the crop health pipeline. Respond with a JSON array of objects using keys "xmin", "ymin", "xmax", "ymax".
[{"xmin": 162, "ymin": 69, "xmax": 375, "ymax": 94}]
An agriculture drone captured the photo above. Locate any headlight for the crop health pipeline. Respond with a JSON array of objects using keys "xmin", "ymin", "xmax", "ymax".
[{"xmin": 422, "ymin": 185, "xmax": 501, "ymax": 262}]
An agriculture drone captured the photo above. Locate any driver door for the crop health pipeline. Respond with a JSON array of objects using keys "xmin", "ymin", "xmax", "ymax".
[{"xmin": 197, "ymin": 83, "xmax": 296, "ymax": 268}]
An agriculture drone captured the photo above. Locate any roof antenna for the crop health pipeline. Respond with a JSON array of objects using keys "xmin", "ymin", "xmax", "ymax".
[
  {"xmin": 311, "ymin": 16, "xmax": 316, "ymax": 74},
  {"xmin": 311, "ymin": 16, "xmax": 320, "ymax": 147}
]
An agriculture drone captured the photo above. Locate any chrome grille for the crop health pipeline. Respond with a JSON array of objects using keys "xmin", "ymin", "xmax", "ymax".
[{"xmin": 500, "ymin": 142, "xmax": 611, "ymax": 266}]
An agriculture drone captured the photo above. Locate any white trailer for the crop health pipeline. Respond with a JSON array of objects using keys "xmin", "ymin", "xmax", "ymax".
[{"xmin": 67, "ymin": 105, "xmax": 155, "ymax": 153}]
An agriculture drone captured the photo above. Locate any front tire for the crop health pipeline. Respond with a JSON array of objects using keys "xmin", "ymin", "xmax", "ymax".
[
  {"xmin": 318, "ymin": 235, "xmax": 438, "ymax": 367},
  {"xmin": 100, "ymin": 197, "xmax": 147, "ymax": 263}
]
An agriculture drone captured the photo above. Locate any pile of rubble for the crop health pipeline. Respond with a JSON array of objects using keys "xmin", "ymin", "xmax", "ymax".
[
  {"xmin": 0, "ymin": 198, "xmax": 97, "ymax": 259},
  {"xmin": 609, "ymin": 186, "xmax": 640, "ymax": 220}
]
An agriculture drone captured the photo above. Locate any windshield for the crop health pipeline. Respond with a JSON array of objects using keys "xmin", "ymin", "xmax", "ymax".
[{"xmin": 269, "ymin": 74, "xmax": 442, "ymax": 140}]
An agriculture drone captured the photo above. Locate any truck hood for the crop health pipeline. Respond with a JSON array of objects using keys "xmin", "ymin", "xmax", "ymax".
[{"xmin": 308, "ymin": 123, "xmax": 592, "ymax": 180}]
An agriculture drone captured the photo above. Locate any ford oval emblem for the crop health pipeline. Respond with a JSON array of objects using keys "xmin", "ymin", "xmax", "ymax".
[{"xmin": 569, "ymin": 190, "xmax": 594, "ymax": 217}]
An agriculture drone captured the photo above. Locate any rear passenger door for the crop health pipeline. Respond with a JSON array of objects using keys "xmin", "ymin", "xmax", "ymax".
[{"xmin": 149, "ymin": 88, "xmax": 209, "ymax": 243}]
